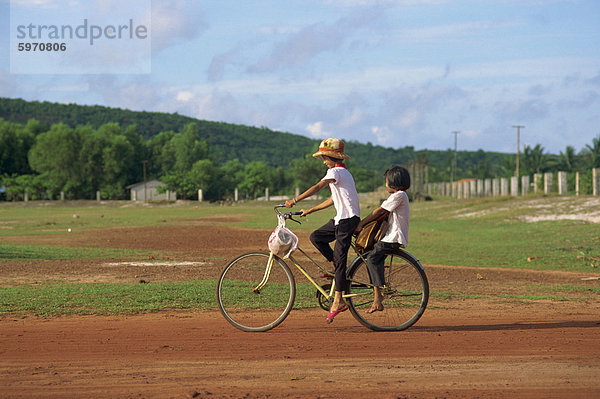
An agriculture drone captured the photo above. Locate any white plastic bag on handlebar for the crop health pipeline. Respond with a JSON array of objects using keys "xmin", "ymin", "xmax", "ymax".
[{"xmin": 268, "ymin": 215, "xmax": 298, "ymax": 259}]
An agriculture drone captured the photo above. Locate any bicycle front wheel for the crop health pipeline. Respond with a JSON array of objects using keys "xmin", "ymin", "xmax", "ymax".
[
  {"xmin": 216, "ymin": 252, "xmax": 296, "ymax": 332},
  {"xmin": 347, "ymin": 249, "xmax": 428, "ymax": 331}
]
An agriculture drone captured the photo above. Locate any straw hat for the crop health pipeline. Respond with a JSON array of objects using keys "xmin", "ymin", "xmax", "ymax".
[{"xmin": 312, "ymin": 138, "xmax": 350, "ymax": 160}]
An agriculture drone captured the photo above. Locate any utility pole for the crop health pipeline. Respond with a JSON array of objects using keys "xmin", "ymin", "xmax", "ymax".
[
  {"xmin": 512, "ymin": 125, "xmax": 525, "ymax": 176},
  {"xmin": 451, "ymin": 131, "xmax": 459, "ymax": 182}
]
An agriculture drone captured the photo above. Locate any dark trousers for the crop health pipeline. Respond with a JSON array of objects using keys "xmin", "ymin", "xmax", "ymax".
[
  {"xmin": 366, "ymin": 241, "xmax": 401, "ymax": 287},
  {"xmin": 310, "ymin": 216, "xmax": 360, "ymax": 292}
]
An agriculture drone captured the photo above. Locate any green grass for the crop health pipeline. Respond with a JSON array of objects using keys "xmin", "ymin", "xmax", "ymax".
[
  {"xmin": 0, "ymin": 199, "xmax": 332, "ymax": 236},
  {"xmin": 0, "ymin": 200, "xmax": 252, "ymax": 236},
  {"xmin": 1, "ymin": 196, "xmax": 598, "ymax": 317},
  {"xmin": 406, "ymin": 196, "xmax": 600, "ymax": 272},
  {"xmin": 526, "ymin": 284, "xmax": 600, "ymax": 294},
  {"xmin": 0, "ymin": 281, "xmax": 324, "ymax": 316},
  {"xmin": 0, "ymin": 242, "xmax": 152, "ymax": 261},
  {"xmin": 498, "ymin": 294, "xmax": 570, "ymax": 302},
  {"xmin": 0, "ymin": 280, "xmax": 218, "ymax": 316},
  {"xmin": 430, "ymin": 292, "xmax": 483, "ymax": 300}
]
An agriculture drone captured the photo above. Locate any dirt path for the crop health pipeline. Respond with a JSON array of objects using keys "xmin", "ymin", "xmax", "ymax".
[
  {"xmin": 1, "ymin": 304, "xmax": 599, "ymax": 399},
  {"xmin": 1, "ymin": 224, "xmax": 600, "ymax": 398}
]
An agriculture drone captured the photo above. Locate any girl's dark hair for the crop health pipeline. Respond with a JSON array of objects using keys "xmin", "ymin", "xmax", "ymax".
[
  {"xmin": 385, "ymin": 165, "xmax": 410, "ymax": 191},
  {"xmin": 324, "ymin": 155, "xmax": 343, "ymax": 162}
]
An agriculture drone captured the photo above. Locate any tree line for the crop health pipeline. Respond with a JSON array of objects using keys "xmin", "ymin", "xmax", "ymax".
[
  {"xmin": 1, "ymin": 98, "xmax": 599, "ymax": 200},
  {"xmin": 0, "ymin": 118, "xmax": 384, "ymax": 200}
]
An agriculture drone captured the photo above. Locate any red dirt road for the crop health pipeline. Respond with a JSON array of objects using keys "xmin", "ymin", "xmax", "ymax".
[
  {"xmin": 1, "ymin": 224, "xmax": 599, "ymax": 398},
  {"xmin": 2, "ymin": 305, "xmax": 599, "ymax": 399}
]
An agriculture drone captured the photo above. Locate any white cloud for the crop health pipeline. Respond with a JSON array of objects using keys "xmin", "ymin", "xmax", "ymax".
[
  {"xmin": 176, "ymin": 91, "xmax": 194, "ymax": 102},
  {"xmin": 247, "ymin": 6, "xmax": 385, "ymax": 73},
  {"xmin": 151, "ymin": 1, "xmax": 207, "ymax": 51},
  {"xmin": 340, "ymin": 107, "xmax": 363, "ymax": 128},
  {"xmin": 306, "ymin": 121, "xmax": 329, "ymax": 138},
  {"xmin": 370, "ymin": 125, "xmax": 393, "ymax": 143}
]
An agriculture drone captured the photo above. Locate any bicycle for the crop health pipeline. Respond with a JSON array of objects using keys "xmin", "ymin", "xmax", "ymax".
[{"xmin": 216, "ymin": 204, "xmax": 429, "ymax": 332}]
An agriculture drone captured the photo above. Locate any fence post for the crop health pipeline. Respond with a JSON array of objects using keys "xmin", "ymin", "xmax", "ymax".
[
  {"xmin": 60, "ymin": 191, "xmax": 65, "ymax": 201},
  {"xmin": 521, "ymin": 175, "xmax": 530, "ymax": 196},
  {"xmin": 198, "ymin": 189, "xmax": 203, "ymax": 202},
  {"xmin": 593, "ymin": 168, "xmax": 599, "ymax": 196},
  {"xmin": 575, "ymin": 172, "xmax": 580, "ymax": 196},
  {"xmin": 234, "ymin": 188, "xmax": 239, "ymax": 202},
  {"xmin": 510, "ymin": 176, "xmax": 519, "ymax": 196},
  {"xmin": 96, "ymin": 191, "xmax": 101, "ymax": 201},
  {"xmin": 500, "ymin": 178, "xmax": 509, "ymax": 196},
  {"xmin": 484, "ymin": 179, "xmax": 491, "ymax": 197},
  {"xmin": 544, "ymin": 173, "xmax": 553, "ymax": 194},
  {"xmin": 492, "ymin": 178, "xmax": 499, "ymax": 197},
  {"xmin": 557, "ymin": 171, "xmax": 567, "ymax": 195},
  {"xmin": 265, "ymin": 188, "xmax": 269, "ymax": 201}
]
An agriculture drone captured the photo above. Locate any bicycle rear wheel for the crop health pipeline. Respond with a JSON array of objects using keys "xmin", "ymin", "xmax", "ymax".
[
  {"xmin": 216, "ymin": 252, "xmax": 296, "ymax": 332},
  {"xmin": 347, "ymin": 249, "xmax": 428, "ymax": 331}
]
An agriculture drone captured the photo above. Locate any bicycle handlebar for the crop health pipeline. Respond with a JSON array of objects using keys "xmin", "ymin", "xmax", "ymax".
[{"xmin": 274, "ymin": 204, "xmax": 303, "ymax": 223}]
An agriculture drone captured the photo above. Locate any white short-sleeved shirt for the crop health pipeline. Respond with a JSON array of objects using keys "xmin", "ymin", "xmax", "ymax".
[
  {"xmin": 322, "ymin": 167, "xmax": 360, "ymax": 225},
  {"xmin": 380, "ymin": 190, "xmax": 409, "ymax": 247}
]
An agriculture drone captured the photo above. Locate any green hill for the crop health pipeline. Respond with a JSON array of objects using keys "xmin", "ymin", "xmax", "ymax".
[{"xmin": 0, "ymin": 97, "xmax": 512, "ymax": 178}]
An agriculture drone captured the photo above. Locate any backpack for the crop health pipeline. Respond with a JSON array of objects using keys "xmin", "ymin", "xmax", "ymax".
[{"xmin": 354, "ymin": 213, "xmax": 389, "ymax": 253}]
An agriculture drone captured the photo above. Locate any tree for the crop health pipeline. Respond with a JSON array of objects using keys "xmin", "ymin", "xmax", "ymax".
[
  {"xmin": 558, "ymin": 145, "xmax": 576, "ymax": 172},
  {"xmin": 238, "ymin": 161, "xmax": 272, "ymax": 199},
  {"xmin": 147, "ymin": 130, "xmax": 175, "ymax": 176},
  {"xmin": 290, "ymin": 155, "xmax": 325, "ymax": 191},
  {"xmin": 522, "ymin": 144, "xmax": 546, "ymax": 175},
  {"xmin": 159, "ymin": 123, "xmax": 213, "ymax": 199},
  {"xmin": 122, "ymin": 124, "xmax": 150, "ymax": 184},
  {"xmin": 352, "ymin": 168, "xmax": 380, "ymax": 192},
  {"xmin": 584, "ymin": 134, "xmax": 600, "ymax": 168},
  {"xmin": 0, "ymin": 119, "xmax": 35, "ymax": 175},
  {"xmin": 100, "ymin": 130, "xmax": 136, "ymax": 199},
  {"xmin": 220, "ymin": 159, "xmax": 245, "ymax": 199},
  {"xmin": 159, "ymin": 123, "xmax": 210, "ymax": 174},
  {"xmin": 160, "ymin": 171, "xmax": 189, "ymax": 199},
  {"xmin": 0, "ymin": 169, "xmax": 56, "ymax": 200},
  {"xmin": 189, "ymin": 159, "xmax": 218, "ymax": 199},
  {"xmin": 28, "ymin": 123, "xmax": 83, "ymax": 198}
]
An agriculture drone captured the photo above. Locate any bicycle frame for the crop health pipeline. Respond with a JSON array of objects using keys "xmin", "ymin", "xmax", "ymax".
[{"xmin": 282, "ymin": 244, "xmax": 376, "ymax": 302}]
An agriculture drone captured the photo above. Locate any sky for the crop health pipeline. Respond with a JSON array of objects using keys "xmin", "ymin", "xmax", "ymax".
[{"xmin": 1, "ymin": 0, "xmax": 599, "ymax": 155}]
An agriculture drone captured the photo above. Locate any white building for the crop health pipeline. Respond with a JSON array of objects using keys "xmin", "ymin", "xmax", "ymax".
[{"xmin": 127, "ymin": 179, "xmax": 176, "ymax": 201}]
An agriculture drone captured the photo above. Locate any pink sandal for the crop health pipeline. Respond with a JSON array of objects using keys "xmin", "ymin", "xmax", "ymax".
[{"xmin": 326, "ymin": 306, "xmax": 347, "ymax": 324}]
